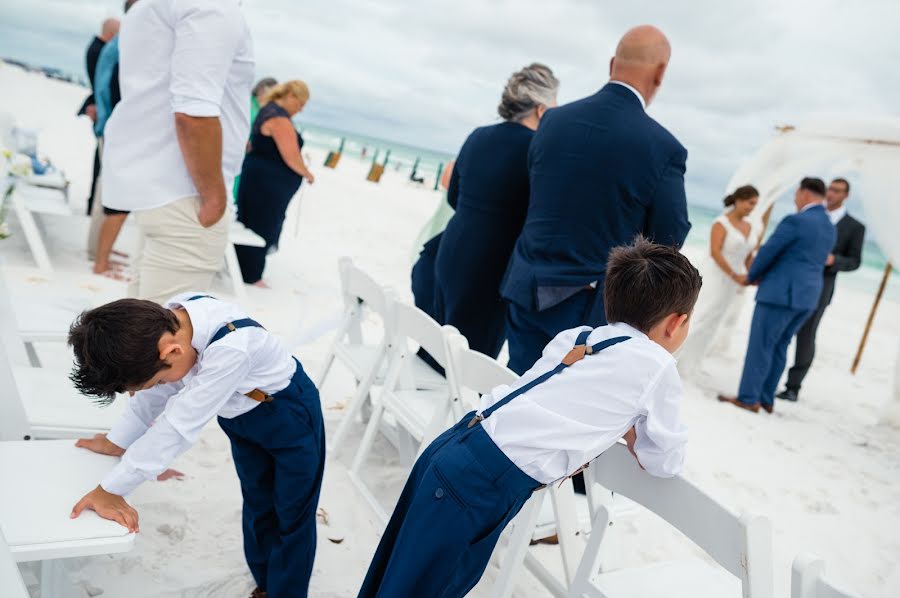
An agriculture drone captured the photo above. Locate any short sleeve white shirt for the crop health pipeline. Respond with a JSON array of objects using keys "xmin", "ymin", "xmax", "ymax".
[{"xmin": 101, "ymin": 0, "xmax": 254, "ymax": 211}]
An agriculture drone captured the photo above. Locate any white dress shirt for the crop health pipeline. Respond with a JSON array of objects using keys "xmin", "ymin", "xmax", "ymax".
[
  {"xmin": 102, "ymin": 293, "xmax": 296, "ymax": 495},
  {"xmin": 609, "ymin": 80, "xmax": 647, "ymax": 110},
  {"xmin": 101, "ymin": 0, "xmax": 254, "ymax": 211},
  {"xmin": 480, "ymin": 323, "xmax": 687, "ymax": 483},
  {"xmin": 828, "ymin": 205, "xmax": 847, "ymax": 225}
]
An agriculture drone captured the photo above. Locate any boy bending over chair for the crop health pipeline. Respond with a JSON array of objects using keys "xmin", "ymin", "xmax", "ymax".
[
  {"xmin": 68, "ymin": 293, "xmax": 324, "ymax": 598},
  {"xmin": 358, "ymin": 237, "xmax": 701, "ymax": 597}
]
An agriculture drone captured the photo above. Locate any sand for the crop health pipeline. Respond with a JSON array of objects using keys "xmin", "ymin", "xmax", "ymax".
[{"xmin": 2, "ymin": 62, "xmax": 898, "ymax": 597}]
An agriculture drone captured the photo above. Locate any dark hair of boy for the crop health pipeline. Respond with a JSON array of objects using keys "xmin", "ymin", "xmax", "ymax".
[
  {"xmin": 68, "ymin": 299, "xmax": 180, "ymax": 403},
  {"xmin": 799, "ymin": 177, "xmax": 826, "ymax": 197},
  {"xmin": 604, "ymin": 237, "xmax": 702, "ymax": 333}
]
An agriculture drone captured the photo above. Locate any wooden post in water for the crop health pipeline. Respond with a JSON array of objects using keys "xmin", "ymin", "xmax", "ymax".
[
  {"xmin": 434, "ymin": 162, "xmax": 444, "ymax": 191},
  {"xmin": 851, "ymin": 262, "xmax": 893, "ymax": 374},
  {"xmin": 324, "ymin": 137, "xmax": 345, "ymax": 169}
]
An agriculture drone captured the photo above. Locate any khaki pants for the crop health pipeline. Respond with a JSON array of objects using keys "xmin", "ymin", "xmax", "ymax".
[{"xmin": 130, "ymin": 196, "xmax": 228, "ymax": 304}]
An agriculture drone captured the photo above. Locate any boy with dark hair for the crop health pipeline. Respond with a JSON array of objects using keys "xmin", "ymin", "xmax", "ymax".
[
  {"xmin": 68, "ymin": 294, "xmax": 324, "ymax": 598},
  {"xmin": 359, "ymin": 237, "xmax": 702, "ymax": 597}
]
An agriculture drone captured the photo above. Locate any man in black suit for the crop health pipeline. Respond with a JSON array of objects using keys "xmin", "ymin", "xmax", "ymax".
[{"xmin": 777, "ymin": 177, "xmax": 865, "ymax": 402}]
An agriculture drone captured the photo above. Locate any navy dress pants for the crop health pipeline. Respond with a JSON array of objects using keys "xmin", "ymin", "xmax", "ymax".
[
  {"xmin": 218, "ymin": 360, "xmax": 325, "ymax": 597},
  {"xmin": 506, "ymin": 286, "xmax": 606, "ymax": 375},
  {"xmin": 738, "ymin": 302, "xmax": 813, "ymax": 408},
  {"xmin": 358, "ymin": 413, "xmax": 540, "ymax": 598}
]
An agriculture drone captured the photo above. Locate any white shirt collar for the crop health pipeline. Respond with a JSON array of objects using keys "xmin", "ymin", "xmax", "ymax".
[
  {"xmin": 800, "ymin": 201, "xmax": 825, "ymax": 213},
  {"xmin": 608, "ymin": 321, "xmax": 649, "ymax": 341},
  {"xmin": 609, "ymin": 80, "xmax": 647, "ymax": 111},
  {"xmin": 828, "ymin": 205, "xmax": 847, "ymax": 225}
]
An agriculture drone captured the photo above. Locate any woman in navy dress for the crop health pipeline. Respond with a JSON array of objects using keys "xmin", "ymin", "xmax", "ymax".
[
  {"xmin": 433, "ymin": 64, "xmax": 559, "ymax": 357},
  {"xmin": 235, "ymin": 80, "xmax": 315, "ymax": 286}
]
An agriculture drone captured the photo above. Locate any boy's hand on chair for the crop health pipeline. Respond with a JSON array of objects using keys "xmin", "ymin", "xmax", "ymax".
[
  {"xmin": 71, "ymin": 485, "xmax": 140, "ymax": 533},
  {"xmin": 623, "ymin": 427, "xmax": 645, "ymax": 471},
  {"xmin": 75, "ymin": 433, "xmax": 125, "ymax": 457}
]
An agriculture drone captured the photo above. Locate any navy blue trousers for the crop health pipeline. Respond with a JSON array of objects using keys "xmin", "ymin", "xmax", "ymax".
[
  {"xmin": 738, "ymin": 302, "xmax": 812, "ymax": 407},
  {"xmin": 358, "ymin": 413, "xmax": 540, "ymax": 598},
  {"xmin": 506, "ymin": 286, "xmax": 606, "ymax": 375},
  {"xmin": 218, "ymin": 360, "xmax": 325, "ymax": 597}
]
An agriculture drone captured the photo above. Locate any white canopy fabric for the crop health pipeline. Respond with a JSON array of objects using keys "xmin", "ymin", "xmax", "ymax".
[{"xmin": 721, "ymin": 114, "xmax": 900, "ymax": 421}]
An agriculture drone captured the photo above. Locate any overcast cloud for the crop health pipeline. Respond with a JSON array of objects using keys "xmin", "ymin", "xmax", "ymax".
[{"xmin": 1, "ymin": 0, "xmax": 898, "ymax": 206}]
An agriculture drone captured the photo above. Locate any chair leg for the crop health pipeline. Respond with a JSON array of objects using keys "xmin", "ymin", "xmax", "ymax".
[
  {"xmin": 13, "ymin": 194, "xmax": 53, "ymax": 273},
  {"xmin": 328, "ymin": 347, "xmax": 385, "ymax": 455},
  {"xmin": 550, "ymin": 479, "xmax": 585, "ymax": 586},
  {"xmin": 224, "ymin": 244, "xmax": 247, "ymax": 302},
  {"xmin": 489, "ymin": 492, "xmax": 544, "ymax": 598},
  {"xmin": 350, "ymin": 400, "xmax": 385, "ymax": 476},
  {"xmin": 566, "ymin": 505, "xmax": 611, "ymax": 598}
]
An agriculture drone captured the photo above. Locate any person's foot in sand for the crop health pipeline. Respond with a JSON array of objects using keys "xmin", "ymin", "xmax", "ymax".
[
  {"xmin": 717, "ymin": 394, "xmax": 760, "ymax": 413},
  {"xmin": 252, "ymin": 280, "xmax": 270, "ymax": 289}
]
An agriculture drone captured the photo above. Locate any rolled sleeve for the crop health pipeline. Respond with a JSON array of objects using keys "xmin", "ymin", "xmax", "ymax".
[
  {"xmin": 101, "ymin": 346, "xmax": 251, "ymax": 496},
  {"xmin": 169, "ymin": 0, "xmax": 244, "ymax": 117},
  {"xmin": 633, "ymin": 363, "xmax": 688, "ymax": 477}
]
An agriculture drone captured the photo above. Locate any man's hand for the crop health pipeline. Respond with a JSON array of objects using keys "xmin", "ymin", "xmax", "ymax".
[
  {"xmin": 826, "ymin": 254, "xmax": 835, "ymax": 266},
  {"xmin": 157, "ymin": 469, "xmax": 185, "ymax": 482},
  {"xmin": 84, "ymin": 104, "xmax": 98, "ymax": 123},
  {"xmin": 75, "ymin": 433, "xmax": 125, "ymax": 457},
  {"xmin": 732, "ymin": 274, "xmax": 749, "ymax": 286},
  {"xmin": 71, "ymin": 485, "xmax": 140, "ymax": 533},
  {"xmin": 197, "ymin": 193, "xmax": 227, "ymax": 228}
]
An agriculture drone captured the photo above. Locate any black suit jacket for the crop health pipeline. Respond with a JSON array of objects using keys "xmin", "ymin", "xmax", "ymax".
[{"xmin": 821, "ymin": 213, "xmax": 865, "ymax": 304}]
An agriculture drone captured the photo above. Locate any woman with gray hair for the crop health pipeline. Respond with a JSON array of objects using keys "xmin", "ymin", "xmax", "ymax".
[{"xmin": 422, "ymin": 63, "xmax": 558, "ymax": 359}]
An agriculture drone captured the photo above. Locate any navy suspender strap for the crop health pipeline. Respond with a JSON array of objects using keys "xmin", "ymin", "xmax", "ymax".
[
  {"xmin": 467, "ymin": 329, "xmax": 631, "ymax": 428},
  {"xmin": 188, "ymin": 295, "xmax": 274, "ymax": 404}
]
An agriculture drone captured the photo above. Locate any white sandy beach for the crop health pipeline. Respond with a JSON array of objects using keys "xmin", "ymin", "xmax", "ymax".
[{"xmin": 2, "ymin": 63, "xmax": 899, "ymax": 597}]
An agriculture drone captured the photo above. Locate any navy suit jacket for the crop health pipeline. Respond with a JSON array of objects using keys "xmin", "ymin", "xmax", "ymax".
[
  {"xmin": 748, "ymin": 204, "xmax": 836, "ymax": 311},
  {"xmin": 501, "ymin": 83, "xmax": 691, "ymax": 311}
]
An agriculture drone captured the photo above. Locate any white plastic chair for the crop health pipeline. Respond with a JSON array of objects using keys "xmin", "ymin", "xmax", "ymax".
[
  {"xmin": 442, "ymin": 330, "xmax": 586, "ymax": 598},
  {"xmin": 8, "ymin": 182, "xmax": 72, "ymax": 274},
  {"xmin": 0, "ymin": 440, "xmax": 135, "ymax": 597},
  {"xmin": 348, "ymin": 301, "xmax": 452, "ymax": 523},
  {"xmin": 0, "ymin": 528, "xmax": 29, "ymax": 598},
  {"xmin": 0, "ymin": 268, "xmax": 124, "ymax": 439},
  {"xmin": 323, "ymin": 258, "xmax": 444, "ymax": 455},
  {"xmin": 792, "ymin": 554, "xmax": 861, "ymax": 598},
  {"xmin": 567, "ymin": 443, "xmax": 774, "ymax": 598}
]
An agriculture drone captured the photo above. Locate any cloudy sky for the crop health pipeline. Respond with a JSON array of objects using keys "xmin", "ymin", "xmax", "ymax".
[{"xmin": 1, "ymin": 0, "xmax": 898, "ymax": 206}]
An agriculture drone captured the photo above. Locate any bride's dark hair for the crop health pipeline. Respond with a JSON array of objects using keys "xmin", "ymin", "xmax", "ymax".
[{"xmin": 723, "ymin": 185, "xmax": 759, "ymax": 207}]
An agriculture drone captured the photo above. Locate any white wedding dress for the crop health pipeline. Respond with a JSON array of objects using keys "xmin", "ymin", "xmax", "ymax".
[{"xmin": 678, "ymin": 213, "xmax": 760, "ymax": 376}]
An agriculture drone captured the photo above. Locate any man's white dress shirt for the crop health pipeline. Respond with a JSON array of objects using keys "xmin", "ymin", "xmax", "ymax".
[
  {"xmin": 480, "ymin": 323, "xmax": 688, "ymax": 483},
  {"xmin": 828, "ymin": 205, "xmax": 847, "ymax": 225},
  {"xmin": 101, "ymin": 0, "xmax": 254, "ymax": 211},
  {"xmin": 103, "ymin": 294, "xmax": 295, "ymax": 496}
]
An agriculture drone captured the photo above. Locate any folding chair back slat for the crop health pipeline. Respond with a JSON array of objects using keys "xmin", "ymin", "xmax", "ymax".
[
  {"xmin": 392, "ymin": 302, "xmax": 449, "ymax": 370},
  {"xmin": 586, "ymin": 443, "xmax": 774, "ymax": 594}
]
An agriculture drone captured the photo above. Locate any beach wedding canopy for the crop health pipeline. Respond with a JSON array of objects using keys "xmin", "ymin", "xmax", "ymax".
[{"xmin": 724, "ymin": 114, "xmax": 900, "ymax": 424}]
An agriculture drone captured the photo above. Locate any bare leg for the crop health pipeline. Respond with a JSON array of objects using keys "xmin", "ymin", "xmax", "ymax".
[{"xmin": 93, "ymin": 213, "xmax": 129, "ymax": 275}]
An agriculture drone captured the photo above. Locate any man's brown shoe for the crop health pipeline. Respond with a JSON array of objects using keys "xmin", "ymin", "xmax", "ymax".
[
  {"xmin": 761, "ymin": 403, "xmax": 774, "ymax": 414},
  {"xmin": 250, "ymin": 589, "xmax": 266, "ymax": 598},
  {"xmin": 717, "ymin": 395, "xmax": 760, "ymax": 413}
]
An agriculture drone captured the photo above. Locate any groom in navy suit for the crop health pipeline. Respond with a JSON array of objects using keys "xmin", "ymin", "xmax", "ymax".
[
  {"xmin": 501, "ymin": 25, "xmax": 690, "ymax": 374},
  {"xmin": 719, "ymin": 178, "xmax": 835, "ymax": 413}
]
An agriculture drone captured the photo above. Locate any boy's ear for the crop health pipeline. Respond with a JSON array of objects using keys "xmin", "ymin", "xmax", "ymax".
[
  {"xmin": 666, "ymin": 313, "xmax": 688, "ymax": 338},
  {"xmin": 159, "ymin": 341, "xmax": 183, "ymax": 362}
]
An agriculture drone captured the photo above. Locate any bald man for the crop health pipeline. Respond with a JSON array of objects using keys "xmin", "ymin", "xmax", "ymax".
[{"xmin": 502, "ymin": 25, "xmax": 691, "ymax": 376}]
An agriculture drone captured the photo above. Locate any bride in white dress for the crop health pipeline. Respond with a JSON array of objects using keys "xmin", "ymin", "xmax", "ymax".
[{"xmin": 678, "ymin": 185, "xmax": 760, "ymax": 376}]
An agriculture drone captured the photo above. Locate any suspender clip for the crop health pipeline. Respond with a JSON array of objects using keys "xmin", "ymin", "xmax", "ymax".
[{"xmin": 467, "ymin": 413, "xmax": 484, "ymax": 428}]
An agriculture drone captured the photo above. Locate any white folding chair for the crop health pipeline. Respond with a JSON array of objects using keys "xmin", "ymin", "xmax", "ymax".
[
  {"xmin": 442, "ymin": 330, "xmax": 586, "ymax": 598},
  {"xmin": 0, "ymin": 528, "xmax": 29, "ymax": 598},
  {"xmin": 0, "ymin": 267, "xmax": 125, "ymax": 439},
  {"xmin": 0, "ymin": 440, "xmax": 135, "ymax": 597},
  {"xmin": 792, "ymin": 553, "xmax": 861, "ymax": 598},
  {"xmin": 323, "ymin": 258, "xmax": 444, "ymax": 455},
  {"xmin": 348, "ymin": 301, "xmax": 452, "ymax": 523},
  {"xmin": 8, "ymin": 183, "xmax": 73, "ymax": 274},
  {"xmin": 567, "ymin": 443, "xmax": 774, "ymax": 598}
]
